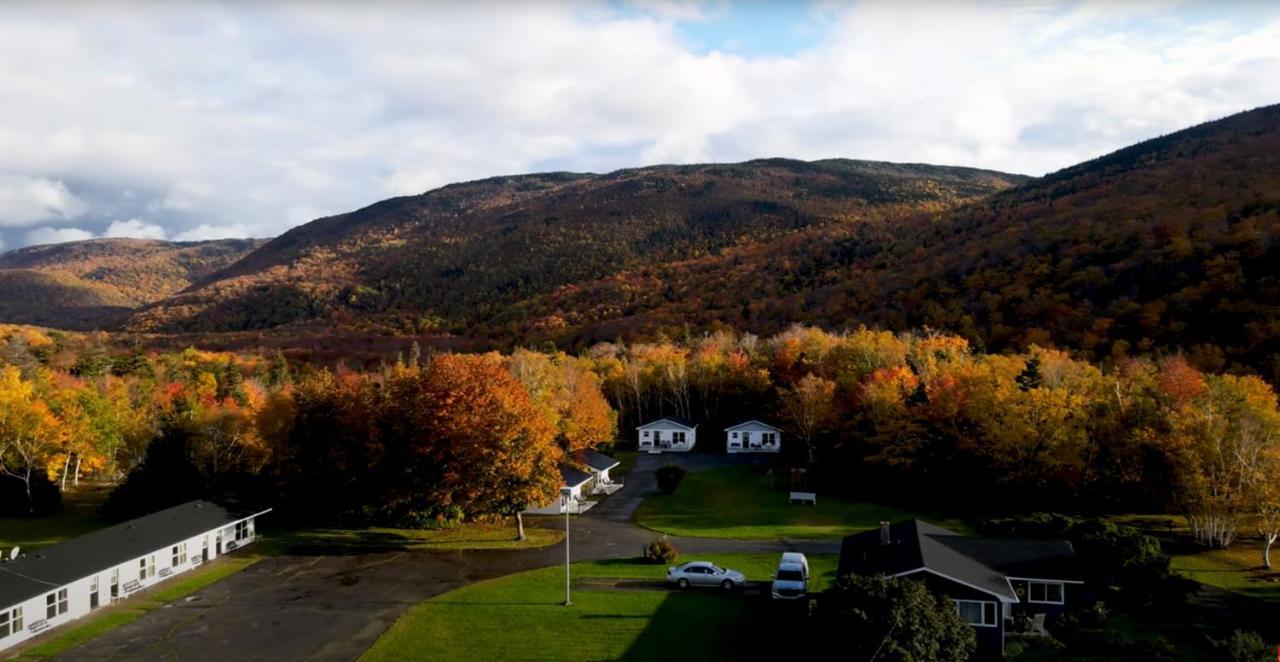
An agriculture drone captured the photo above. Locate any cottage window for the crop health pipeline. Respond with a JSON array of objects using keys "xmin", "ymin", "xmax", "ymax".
[
  {"xmin": 12, "ymin": 607, "xmax": 20, "ymax": 633},
  {"xmin": 90, "ymin": 576, "xmax": 100, "ymax": 610},
  {"xmin": 673, "ymin": 431, "xmax": 686, "ymax": 444},
  {"xmin": 0, "ymin": 610, "xmax": 9, "ymax": 639},
  {"xmin": 110, "ymin": 569, "xmax": 119, "ymax": 598},
  {"xmin": 235, "ymin": 520, "xmax": 250, "ymax": 541},
  {"xmin": 1028, "ymin": 581, "xmax": 1064, "ymax": 605},
  {"xmin": 954, "ymin": 600, "xmax": 997, "ymax": 627},
  {"xmin": 762, "ymin": 432, "xmax": 777, "ymax": 445},
  {"xmin": 173, "ymin": 543, "xmax": 188, "ymax": 566}
]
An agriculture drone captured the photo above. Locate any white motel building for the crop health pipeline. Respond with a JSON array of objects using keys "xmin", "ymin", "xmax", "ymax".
[{"xmin": 0, "ymin": 500, "xmax": 269, "ymax": 653}]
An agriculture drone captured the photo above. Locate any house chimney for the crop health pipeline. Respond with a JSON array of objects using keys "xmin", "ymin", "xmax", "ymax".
[{"xmin": 879, "ymin": 521, "xmax": 891, "ymax": 546}]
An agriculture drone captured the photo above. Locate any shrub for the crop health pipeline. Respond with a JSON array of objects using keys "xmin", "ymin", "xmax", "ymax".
[
  {"xmin": 655, "ymin": 465, "xmax": 686, "ymax": 494},
  {"xmin": 644, "ymin": 536, "xmax": 678, "ymax": 564},
  {"xmin": 1210, "ymin": 629, "xmax": 1271, "ymax": 662}
]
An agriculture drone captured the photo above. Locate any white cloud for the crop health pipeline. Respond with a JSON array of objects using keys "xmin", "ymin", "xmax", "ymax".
[
  {"xmin": 0, "ymin": 1, "xmax": 1277, "ymax": 248},
  {"xmin": 103, "ymin": 218, "xmax": 167, "ymax": 240},
  {"xmin": 0, "ymin": 175, "xmax": 87, "ymax": 226},
  {"xmin": 173, "ymin": 223, "xmax": 257, "ymax": 242},
  {"xmin": 24, "ymin": 226, "xmax": 94, "ymax": 246}
]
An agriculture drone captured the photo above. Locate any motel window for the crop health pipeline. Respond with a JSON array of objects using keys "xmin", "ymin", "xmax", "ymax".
[
  {"xmin": 1028, "ymin": 581, "xmax": 1064, "ymax": 605},
  {"xmin": 954, "ymin": 600, "xmax": 997, "ymax": 627},
  {"xmin": 1, "ymin": 607, "xmax": 21, "ymax": 639},
  {"xmin": 46, "ymin": 589, "xmax": 67, "ymax": 619}
]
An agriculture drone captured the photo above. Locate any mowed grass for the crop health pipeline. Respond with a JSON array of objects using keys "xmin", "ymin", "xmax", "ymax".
[
  {"xmin": 277, "ymin": 522, "xmax": 563, "ymax": 552},
  {"xmin": 635, "ymin": 465, "xmax": 969, "ymax": 539},
  {"xmin": 1170, "ymin": 544, "xmax": 1280, "ymax": 604},
  {"xmin": 362, "ymin": 553, "xmax": 836, "ymax": 662},
  {"xmin": 1115, "ymin": 514, "xmax": 1280, "ymax": 605},
  {"xmin": 0, "ymin": 483, "xmax": 112, "ymax": 552}
]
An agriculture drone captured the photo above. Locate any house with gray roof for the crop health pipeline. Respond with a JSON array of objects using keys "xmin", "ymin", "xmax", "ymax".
[
  {"xmin": 637, "ymin": 418, "xmax": 697, "ymax": 453},
  {"xmin": 0, "ymin": 500, "xmax": 269, "ymax": 653},
  {"xmin": 838, "ymin": 520, "xmax": 1081, "ymax": 658}
]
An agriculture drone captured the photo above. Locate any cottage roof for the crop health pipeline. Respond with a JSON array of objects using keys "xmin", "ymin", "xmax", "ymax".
[
  {"xmin": 559, "ymin": 464, "xmax": 593, "ymax": 488},
  {"xmin": 575, "ymin": 449, "xmax": 620, "ymax": 472},
  {"xmin": 837, "ymin": 520, "xmax": 1078, "ymax": 604},
  {"xmin": 723, "ymin": 420, "xmax": 781, "ymax": 433},
  {"xmin": 636, "ymin": 417, "xmax": 697, "ymax": 430},
  {"xmin": 0, "ymin": 500, "xmax": 268, "ymax": 609}
]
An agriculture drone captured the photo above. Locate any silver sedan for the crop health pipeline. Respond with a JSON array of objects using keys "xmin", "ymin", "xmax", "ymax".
[{"xmin": 666, "ymin": 561, "xmax": 746, "ymax": 590}]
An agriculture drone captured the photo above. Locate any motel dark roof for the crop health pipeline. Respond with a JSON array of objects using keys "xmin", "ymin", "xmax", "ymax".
[
  {"xmin": 837, "ymin": 520, "xmax": 1079, "ymax": 603},
  {"xmin": 0, "ymin": 500, "xmax": 268, "ymax": 609},
  {"xmin": 559, "ymin": 464, "xmax": 593, "ymax": 488},
  {"xmin": 636, "ymin": 417, "xmax": 697, "ymax": 430},
  {"xmin": 575, "ymin": 449, "xmax": 620, "ymax": 472}
]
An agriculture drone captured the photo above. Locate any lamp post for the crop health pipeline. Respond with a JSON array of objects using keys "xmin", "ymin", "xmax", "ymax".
[{"xmin": 561, "ymin": 487, "xmax": 573, "ymax": 606}]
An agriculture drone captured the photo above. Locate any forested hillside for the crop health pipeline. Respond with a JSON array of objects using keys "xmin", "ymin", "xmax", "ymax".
[
  {"xmin": 126, "ymin": 160, "xmax": 1024, "ymax": 334},
  {"xmin": 0, "ymin": 238, "xmax": 263, "ymax": 329},
  {"xmin": 501, "ymin": 104, "xmax": 1280, "ymax": 377}
]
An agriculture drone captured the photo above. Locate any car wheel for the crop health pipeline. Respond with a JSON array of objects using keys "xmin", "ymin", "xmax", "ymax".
[
  {"xmin": 721, "ymin": 579, "xmax": 735, "ymax": 590},
  {"xmin": 677, "ymin": 578, "xmax": 689, "ymax": 589}
]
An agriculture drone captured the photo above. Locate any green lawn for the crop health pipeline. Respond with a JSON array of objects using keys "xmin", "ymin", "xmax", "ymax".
[
  {"xmin": 1170, "ymin": 544, "xmax": 1280, "ymax": 604},
  {"xmin": 1115, "ymin": 514, "xmax": 1280, "ymax": 605},
  {"xmin": 635, "ymin": 465, "xmax": 969, "ymax": 539},
  {"xmin": 274, "ymin": 522, "xmax": 563, "ymax": 552},
  {"xmin": 0, "ymin": 483, "xmax": 111, "ymax": 552},
  {"xmin": 363, "ymin": 553, "xmax": 836, "ymax": 662}
]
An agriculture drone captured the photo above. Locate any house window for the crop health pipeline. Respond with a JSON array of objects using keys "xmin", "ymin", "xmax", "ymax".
[
  {"xmin": 173, "ymin": 543, "xmax": 188, "ymax": 566},
  {"xmin": 0, "ymin": 610, "xmax": 9, "ymax": 639},
  {"xmin": 110, "ymin": 569, "xmax": 119, "ymax": 598},
  {"xmin": 762, "ymin": 432, "xmax": 777, "ymax": 445},
  {"xmin": 672, "ymin": 431, "xmax": 686, "ymax": 444},
  {"xmin": 235, "ymin": 520, "xmax": 249, "ymax": 541},
  {"xmin": 1027, "ymin": 581, "xmax": 1064, "ymax": 605},
  {"xmin": 954, "ymin": 600, "xmax": 997, "ymax": 627},
  {"xmin": 141, "ymin": 555, "xmax": 156, "ymax": 579},
  {"xmin": 90, "ymin": 576, "xmax": 100, "ymax": 610},
  {"xmin": 46, "ymin": 589, "xmax": 67, "ymax": 619}
]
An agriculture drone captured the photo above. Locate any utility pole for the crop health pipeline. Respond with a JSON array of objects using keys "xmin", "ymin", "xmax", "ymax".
[{"xmin": 561, "ymin": 487, "xmax": 573, "ymax": 606}]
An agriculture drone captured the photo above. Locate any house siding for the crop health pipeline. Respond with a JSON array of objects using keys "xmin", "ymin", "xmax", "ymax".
[
  {"xmin": 912, "ymin": 574, "xmax": 1007, "ymax": 660},
  {"xmin": 0, "ymin": 515, "xmax": 262, "ymax": 653}
]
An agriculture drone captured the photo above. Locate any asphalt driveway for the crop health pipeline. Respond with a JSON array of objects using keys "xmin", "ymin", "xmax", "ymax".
[{"xmin": 49, "ymin": 452, "xmax": 836, "ymax": 661}]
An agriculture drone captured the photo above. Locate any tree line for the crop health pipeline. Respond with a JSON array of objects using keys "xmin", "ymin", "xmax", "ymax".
[{"xmin": 3, "ymin": 324, "xmax": 1279, "ymax": 565}]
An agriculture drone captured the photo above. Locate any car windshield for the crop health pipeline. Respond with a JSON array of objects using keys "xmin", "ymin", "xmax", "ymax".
[{"xmin": 776, "ymin": 570, "xmax": 804, "ymax": 581}]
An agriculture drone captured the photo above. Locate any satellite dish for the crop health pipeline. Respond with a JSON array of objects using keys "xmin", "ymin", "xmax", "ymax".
[{"xmin": 9, "ymin": 546, "xmax": 18, "ymax": 560}]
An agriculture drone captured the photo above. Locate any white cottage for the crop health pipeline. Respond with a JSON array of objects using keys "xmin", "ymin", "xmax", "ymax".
[
  {"xmin": 524, "ymin": 464, "xmax": 595, "ymax": 515},
  {"xmin": 637, "ymin": 418, "xmax": 697, "ymax": 453},
  {"xmin": 575, "ymin": 449, "xmax": 622, "ymax": 494},
  {"xmin": 0, "ymin": 500, "xmax": 269, "ymax": 654},
  {"xmin": 725, "ymin": 420, "xmax": 782, "ymax": 453}
]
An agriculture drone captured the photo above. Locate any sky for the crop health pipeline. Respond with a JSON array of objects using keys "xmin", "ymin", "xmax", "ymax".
[{"xmin": 0, "ymin": 1, "xmax": 1278, "ymax": 251}]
